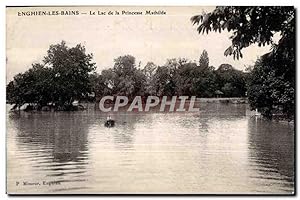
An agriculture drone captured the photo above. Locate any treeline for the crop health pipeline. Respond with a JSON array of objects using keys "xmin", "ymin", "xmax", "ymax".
[
  {"xmin": 90, "ymin": 51, "xmax": 247, "ymax": 100},
  {"xmin": 6, "ymin": 42, "xmax": 247, "ymax": 111}
]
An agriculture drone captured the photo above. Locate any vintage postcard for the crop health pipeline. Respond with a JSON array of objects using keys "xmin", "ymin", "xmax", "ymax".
[{"xmin": 6, "ymin": 6, "xmax": 295, "ymax": 194}]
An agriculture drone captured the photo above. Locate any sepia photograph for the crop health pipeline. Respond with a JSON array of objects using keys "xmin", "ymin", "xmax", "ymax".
[{"xmin": 6, "ymin": 5, "xmax": 295, "ymax": 195}]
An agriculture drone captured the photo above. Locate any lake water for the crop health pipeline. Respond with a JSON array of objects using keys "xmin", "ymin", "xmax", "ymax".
[{"xmin": 6, "ymin": 103, "xmax": 294, "ymax": 194}]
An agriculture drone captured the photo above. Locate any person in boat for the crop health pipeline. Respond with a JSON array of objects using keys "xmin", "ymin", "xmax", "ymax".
[{"xmin": 105, "ymin": 115, "xmax": 115, "ymax": 127}]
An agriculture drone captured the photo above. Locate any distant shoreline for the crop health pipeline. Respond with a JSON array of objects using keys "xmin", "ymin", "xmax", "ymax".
[
  {"xmin": 197, "ymin": 97, "xmax": 248, "ymax": 104},
  {"xmin": 6, "ymin": 97, "xmax": 249, "ymax": 112}
]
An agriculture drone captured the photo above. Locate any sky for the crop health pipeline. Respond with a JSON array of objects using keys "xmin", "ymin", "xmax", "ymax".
[{"xmin": 6, "ymin": 6, "xmax": 273, "ymax": 82}]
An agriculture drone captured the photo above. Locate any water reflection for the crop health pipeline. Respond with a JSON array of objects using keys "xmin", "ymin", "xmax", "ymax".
[
  {"xmin": 247, "ymin": 117, "xmax": 294, "ymax": 193},
  {"xmin": 52, "ymin": 114, "xmax": 89, "ymax": 163},
  {"xmin": 7, "ymin": 112, "xmax": 90, "ymax": 193},
  {"xmin": 7, "ymin": 104, "xmax": 294, "ymax": 194}
]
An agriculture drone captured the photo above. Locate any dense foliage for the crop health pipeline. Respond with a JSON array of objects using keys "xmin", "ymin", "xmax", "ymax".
[
  {"xmin": 7, "ymin": 41, "xmax": 96, "ymax": 110},
  {"xmin": 90, "ymin": 51, "xmax": 247, "ymax": 100},
  {"xmin": 191, "ymin": 6, "xmax": 295, "ymax": 119}
]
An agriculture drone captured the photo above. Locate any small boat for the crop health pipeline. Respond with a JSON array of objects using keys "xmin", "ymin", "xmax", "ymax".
[{"xmin": 105, "ymin": 119, "xmax": 115, "ymax": 127}]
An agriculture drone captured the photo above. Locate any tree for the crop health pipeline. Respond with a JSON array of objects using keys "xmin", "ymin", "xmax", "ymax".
[
  {"xmin": 142, "ymin": 62, "xmax": 157, "ymax": 96},
  {"xmin": 89, "ymin": 72, "xmax": 107, "ymax": 100},
  {"xmin": 44, "ymin": 41, "xmax": 96, "ymax": 107},
  {"xmin": 95, "ymin": 55, "xmax": 147, "ymax": 99},
  {"xmin": 247, "ymin": 52, "xmax": 295, "ymax": 119},
  {"xmin": 7, "ymin": 41, "xmax": 96, "ymax": 110},
  {"xmin": 174, "ymin": 62, "xmax": 197, "ymax": 96},
  {"xmin": 152, "ymin": 65, "xmax": 175, "ymax": 96},
  {"xmin": 6, "ymin": 63, "xmax": 53, "ymax": 109},
  {"xmin": 192, "ymin": 65, "xmax": 217, "ymax": 98},
  {"xmin": 199, "ymin": 50, "xmax": 209, "ymax": 68},
  {"xmin": 191, "ymin": 6, "xmax": 295, "ymax": 59},
  {"xmin": 191, "ymin": 6, "xmax": 295, "ymax": 118},
  {"xmin": 216, "ymin": 64, "xmax": 246, "ymax": 97}
]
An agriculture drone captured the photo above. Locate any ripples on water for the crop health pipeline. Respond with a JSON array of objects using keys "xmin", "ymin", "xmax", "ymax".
[{"xmin": 6, "ymin": 103, "xmax": 294, "ymax": 194}]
